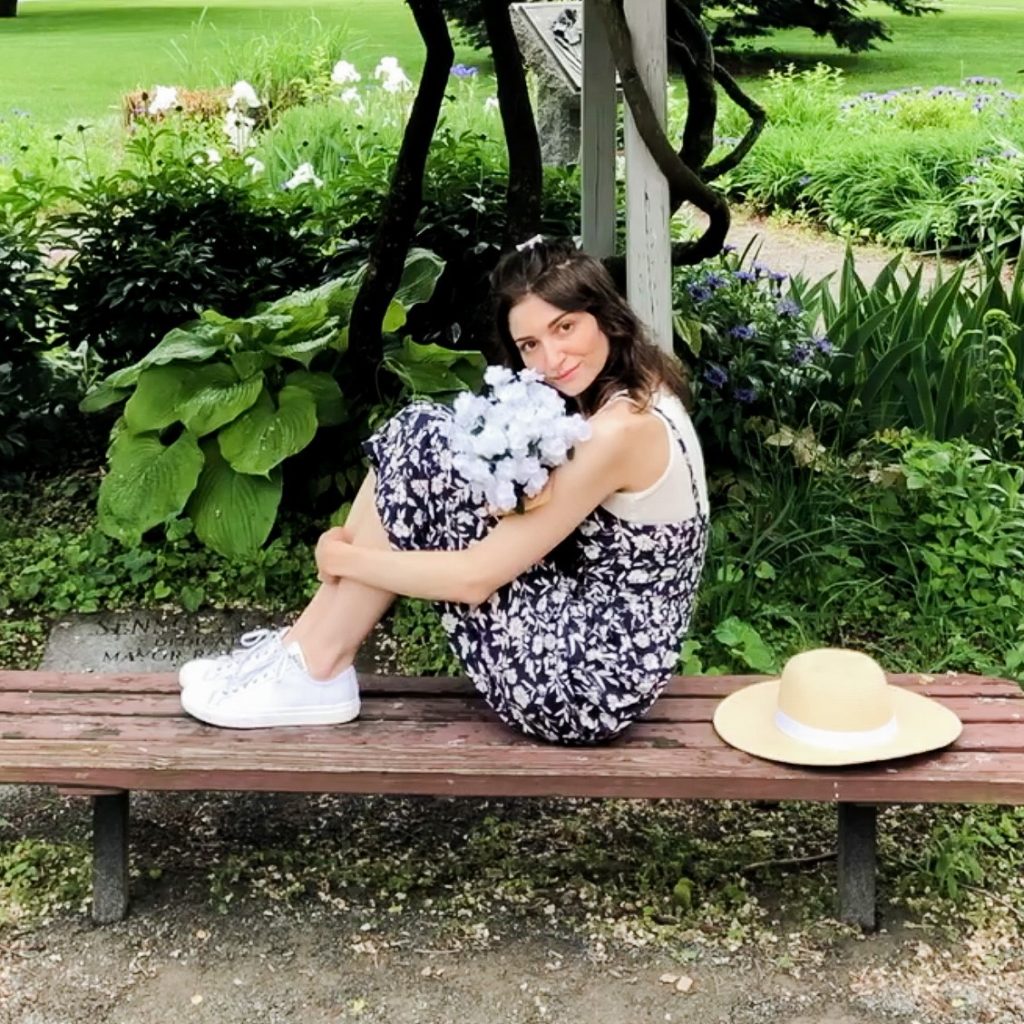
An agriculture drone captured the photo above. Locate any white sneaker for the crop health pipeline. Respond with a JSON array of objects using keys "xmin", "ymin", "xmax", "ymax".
[
  {"xmin": 178, "ymin": 628, "xmax": 285, "ymax": 690},
  {"xmin": 180, "ymin": 640, "xmax": 361, "ymax": 729}
]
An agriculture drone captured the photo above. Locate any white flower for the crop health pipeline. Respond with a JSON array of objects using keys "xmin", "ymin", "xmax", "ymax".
[
  {"xmin": 223, "ymin": 110, "xmax": 255, "ymax": 152},
  {"xmin": 448, "ymin": 367, "xmax": 592, "ymax": 513},
  {"xmin": 194, "ymin": 147, "xmax": 222, "ymax": 166},
  {"xmin": 283, "ymin": 162, "xmax": 323, "ymax": 189},
  {"xmin": 484, "ymin": 95, "xmax": 500, "ymax": 113},
  {"xmin": 147, "ymin": 85, "xmax": 179, "ymax": 115},
  {"xmin": 374, "ymin": 56, "xmax": 412, "ymax": 93},
  {"xmin": 340, "ymin": 87, "xmax": 364, "ymax": 112},
  {"xmin": 228, "ymin": 80, "xmax": 261, "ymax": 111},
  {"xmin": 331, "ymin": 60, "xmax": 361, "ymax": 85},
  {"xmin": 244, "ymin": 155, "xmax": 265, "ymax": 176}
]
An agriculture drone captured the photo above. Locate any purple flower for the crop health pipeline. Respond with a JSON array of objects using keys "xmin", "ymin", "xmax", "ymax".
[
  {"xmin": 729, "ymin": 324, "xmax": 757, "ymax": 341},
  {"xmin": 790, "ymin": 343, "xmax": 811, "ymax": 366},
  {"xmin": 733, "ymin": 269, "xmax": 756, "ymax": 284},
  {"xmin": 451, "ymin": 64, "xmax": 479, "ymax": 78},
  {"xmin": 703, "ymin": 272, "xmax": 727, "ymax": 290},
  {"xmin": 752, "ymin": 262, "xmax": 770, "ymax": 277},
  {"xmin": 775, "ymin": 298, "xmax": 802, "ymax": 318},
  {"xmin": 1000, "ymin": 148, "xmax": 1020, "ymax": 159},
  {"xmin": 813, "ymin": 335, "xmax": 834, "ymax": 355},
  {"xmin": 769, "ymin": 270, "xmax": 788, "ymax": 283},
  {"xmin": 964, "ymin": 76, "xmax": 1002, "ymax": 87},
  {"xmin": 733, "ymin": 385, "xmax": 758, "ymax": 405},
  {"xmin": 962, "ymin": 174, "xmax": 980, "ymax": 185},
  {"xmin": 703, "ymin": 364, "xmax": 729, "ymax": 389},
  {"xmin": 797, "ymin": 174, "xmax": 812, "ymax": 186},
  {"xmin": 687, "ymin": 284, "xmax": 712, "ymax": 303},
  {"xmin": 721, "ymin": 243, "xmax": 737, "ymax": 254}
]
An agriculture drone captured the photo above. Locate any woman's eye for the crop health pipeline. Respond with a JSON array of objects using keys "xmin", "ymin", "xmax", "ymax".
[
  {"xmin": 560, "ymin": 320, "xmax": 574, "ymax": 333},
  {"xmin": 518, "ymin": 341, "xmax": 535, "ymax": 354}
]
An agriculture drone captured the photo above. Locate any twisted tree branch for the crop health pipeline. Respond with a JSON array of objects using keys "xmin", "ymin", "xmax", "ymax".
[
  {"xmin": 701, "ymin": 65, "xmax": 768, "ymax": 182},
  {"xmin": 348, "ymin": 0, "xmax": 453, "ymax": 377},
  {"xmin": 593, "ymin": 0, "xmax": 729, "ymax": 267},
  {"xmin": 482, "ymin": 0, "xmax": 543, "ymax": 247}
]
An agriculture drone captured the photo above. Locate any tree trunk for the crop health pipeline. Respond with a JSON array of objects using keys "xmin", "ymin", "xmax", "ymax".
[
  {"xmin": 348, "ymin": 0, "xmax": 453, "ymax": 379},
  {"xmin": 0, "ymin": 0, "xmax": 18, "ymax": 17},
  {"xmin": 482, "ymin": 0, "xmax": 543, "ymax": 248}
]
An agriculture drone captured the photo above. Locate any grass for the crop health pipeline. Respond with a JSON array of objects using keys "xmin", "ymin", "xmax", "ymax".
[
  {"xmin": 734, "ymin": 0, "xmax": 1024, "ymax": 95},
  {"xmin": 3, "ymin": 0, "xmax": 1022, "ymax": 129},
  {"xmin": 0, "ymin": 0, "xmax": 480, "ymax": 125}
]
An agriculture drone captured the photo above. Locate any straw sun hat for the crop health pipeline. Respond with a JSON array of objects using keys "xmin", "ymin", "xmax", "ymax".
[{"xmin": 712, "ymin": 648, "xmax": 963, "ymax": 767}]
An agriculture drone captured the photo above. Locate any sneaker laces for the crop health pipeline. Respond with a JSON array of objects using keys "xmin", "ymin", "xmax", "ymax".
[
  {"xmin": 215, "ymin": 641, "xmax": 296, "ymax": 699},
  {"xmin": 206, "ymin": 628, "xmax": 282, "ymax": 676}
]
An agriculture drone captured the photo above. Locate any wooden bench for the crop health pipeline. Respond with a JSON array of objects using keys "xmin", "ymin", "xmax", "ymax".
[{"xmin": 0, "ymin": 669, "xmax": 1022, "ymax": 929}]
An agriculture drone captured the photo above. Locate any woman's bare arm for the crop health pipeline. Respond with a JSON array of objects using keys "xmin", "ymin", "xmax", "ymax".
[{"xmin": 317, "ymin": 414, "xmax": 643, "ymax": 604}]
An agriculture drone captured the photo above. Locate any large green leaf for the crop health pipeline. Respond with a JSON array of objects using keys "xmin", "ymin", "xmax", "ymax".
[
  {"xmin": 80, "ymin": 382, "xmax": 132, "ymax": 414},
  {"xmin": 263, "ymin": 330, "xmax": 340, "ymax": 367},
  {"xmin": 383, "ymin": 338, "xmax": 486, "ymax": 397},
  {"xmin": 187, "ymin": 440, "xmax": 282, "ymax": 559},
  {"xmin": 140, "ymin": 322, "xmax": 226, "ymax": 368},
  {"xmin": 394, "ymin": 248, "xmax": 446, "ymax": 310},
  {"xmin": 97, "ymin": 430, "xmax": 204, "ymax": 545},
  {"xmin": 177, "ymin": 364, "xmax": 264, "ymax": 436},
  {"xmin": 124, "ymin": 364, "xmax": 191, "ymax": 432},
  {"xmin": 217, "ymin": 385, "xmax": 318, "ymax": 475},
  {"xmin": 285, "ymin": 370, "xmax": 347, "ymax": 426}
]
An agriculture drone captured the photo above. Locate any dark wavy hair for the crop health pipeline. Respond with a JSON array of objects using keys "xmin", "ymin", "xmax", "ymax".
[{"xmin": 489, "ymin": 237, "xmax": 688, "ymax": 416}]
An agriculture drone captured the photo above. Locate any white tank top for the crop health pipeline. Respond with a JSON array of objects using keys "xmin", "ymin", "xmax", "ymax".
[{"xmin": 599, "ymin": 390, "xmax": 709, "ymax": 524}]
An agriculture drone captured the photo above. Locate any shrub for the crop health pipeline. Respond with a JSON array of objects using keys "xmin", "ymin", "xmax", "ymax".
[
  {"xmin": 81, "ymin": 250, "xmax": 485, "ymax": 559},
  {"xmin": 672, "ymin": 248, "xmax": 833, "ymax": 468},
  {"xmin": 816, "ymin": 253, "xmax": 1024, "ymax": 455},
  {"xmin": 48, "ymin": 131, "xmax": 326, "ymax": 369},
  {"xmin": 718, "ymin": 67, "xmax": 1024, "ymax": 256}
]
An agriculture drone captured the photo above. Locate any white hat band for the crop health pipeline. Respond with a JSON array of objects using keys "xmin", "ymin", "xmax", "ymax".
[{"xmin": 773, "ymin": 709, "xmax": 900, "ymax": 750}]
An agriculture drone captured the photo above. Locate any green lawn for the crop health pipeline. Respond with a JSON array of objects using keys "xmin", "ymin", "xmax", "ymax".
[
  {"xmin": 737, "ymin": 0, "xmax": 1024, "ymax": 94},
  {"xmin": 0, "ymin": 0, "xmax": 1021, "ymax": 127},
  {"xmin": 0, "ymin": 0, "xmax": 480, "ymax": 124}
]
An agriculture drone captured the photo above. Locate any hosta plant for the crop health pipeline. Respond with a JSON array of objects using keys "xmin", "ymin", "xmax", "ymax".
[{"xmin": 82, "ymin": 248, "xmax": 484, "ymax": 558}]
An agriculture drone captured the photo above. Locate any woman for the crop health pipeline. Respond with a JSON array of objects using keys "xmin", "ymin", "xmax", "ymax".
[{"xmin": 180, "ymin": 238, "xmax": 709, "ymax": 743}]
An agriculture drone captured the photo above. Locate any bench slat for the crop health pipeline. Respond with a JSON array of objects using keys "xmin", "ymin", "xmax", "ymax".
[
  {"xmin": 0, "ymin": 739, "xmax": 1022, "ymax": 803},
  {"xmin": 1, "ymin": 713, "xmax": 1021, "ymax": 753},
  {"xmin": 1, "ymin": 690, "xmax": 1021, "ymax": 727},
  {"xmin": 1, "ymin": 670, "xmax": 1019, "ymax": 700}
]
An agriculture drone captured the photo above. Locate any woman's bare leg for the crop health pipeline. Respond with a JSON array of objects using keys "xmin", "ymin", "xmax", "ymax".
[{"xmin": 285, "ymin": 471, "xmax": 398, "ymax": 680}]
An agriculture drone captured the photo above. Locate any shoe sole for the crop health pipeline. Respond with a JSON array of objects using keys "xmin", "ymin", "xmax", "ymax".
[{"xmin": 180, "ymin": 690, "xmax": 361, "ymax": 729}]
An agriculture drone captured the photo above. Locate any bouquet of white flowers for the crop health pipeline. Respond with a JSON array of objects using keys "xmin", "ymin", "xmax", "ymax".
[{"xmin": 450, "ymin": 366, "xmax": 592, "ymax": 515}]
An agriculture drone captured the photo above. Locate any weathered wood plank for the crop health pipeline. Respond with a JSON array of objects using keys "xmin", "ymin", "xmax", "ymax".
[
  {"xmin": 1, "ymin": 691, "xmax": 1020, "ymax": 727},
  {"xmin": 1, "ymin": 670, "xmax": 1018, "ymax": 700},
  {"xmin": 0, "ymin": 714, "xmax": 717, "ymax": 749},
  {"xmin": 0, "ymin": 741, "xmax": 1023, "ymax": 803},
  {"xmin": 0, "ymin": 714, "xmax": 1020, "ymax": 753},
  {"xmin": 581, "ymin": 0, "xmax": 617, "ymax": 258}
]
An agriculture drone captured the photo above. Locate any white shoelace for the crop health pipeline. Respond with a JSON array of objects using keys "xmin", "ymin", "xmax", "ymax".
[
  {"xmin": 204, "ymin": 628, "xmax": 283, "ymax": 682},
  {"xmin": 216, "ymin": 641, "xmax": 294, "ymax": 700}
]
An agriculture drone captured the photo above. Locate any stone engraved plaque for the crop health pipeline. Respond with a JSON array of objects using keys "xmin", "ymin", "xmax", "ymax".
[
  {"xmin": 511, "ymin": 1, "xmax": 585, "ymax": 165},
  {"xmin": 41, "ymin": 611, "xmax": 395, "ymax": 674}
]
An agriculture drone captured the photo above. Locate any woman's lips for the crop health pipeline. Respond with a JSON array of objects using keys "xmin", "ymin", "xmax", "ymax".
[{"xmin": 553, "ymin": 364, "xmax": 580, "ymax": 382}]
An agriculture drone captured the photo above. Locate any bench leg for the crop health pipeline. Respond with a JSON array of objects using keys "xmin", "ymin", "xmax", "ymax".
[
  {"xmin": 92, "ymin": 792, "xmax": 130, "ymax": 923},
  {"xmin": 837, "ymin": 802, "xmax": 877, "ymax": 931}
]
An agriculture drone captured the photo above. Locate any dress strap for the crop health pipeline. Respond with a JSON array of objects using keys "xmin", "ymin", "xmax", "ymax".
[{"xmin": 650, "ymin": 400, "xmax": 707, "ymax": 519}]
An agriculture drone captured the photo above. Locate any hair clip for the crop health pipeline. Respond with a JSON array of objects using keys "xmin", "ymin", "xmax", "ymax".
[{"xmin": 515, "ymin": 234, "xmax": 544, "ymax": 253}]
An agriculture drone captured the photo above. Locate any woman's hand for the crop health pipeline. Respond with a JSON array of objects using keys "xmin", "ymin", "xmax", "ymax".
[{"xmin": 315, "ymin": 526, "xmax": 355, "ymax": 583}]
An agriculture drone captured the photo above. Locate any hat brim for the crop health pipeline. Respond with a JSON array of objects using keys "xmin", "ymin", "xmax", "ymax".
[{"xmin": 712, "ymin": 679, "xmax": 963, "ymax": 767}]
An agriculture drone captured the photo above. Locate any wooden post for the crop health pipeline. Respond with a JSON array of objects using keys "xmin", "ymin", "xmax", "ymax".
[
  {"xmin": 623, "ymin": 0, "xmax": 671, "ymax": 351},
  {"xmin": 581, "ymin": 0, "xmax": 616, "ymax": 259},
  {"xmin": 837, "ymin": 803, "xmax": 877, "ymax": 931},
  {"xmin": 92, "ymin": 792, "xmax": 130, "ymax": 923}
]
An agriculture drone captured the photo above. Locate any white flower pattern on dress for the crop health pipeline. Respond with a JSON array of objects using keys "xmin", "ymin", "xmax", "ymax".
[{"xmin": 363, "ymin": 401, "xmax": 708, "ymax": 744}]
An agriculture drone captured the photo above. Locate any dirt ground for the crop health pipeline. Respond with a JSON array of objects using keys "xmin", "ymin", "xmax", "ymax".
[{"xmin": 2, "ymin": 786, "xmax": 1023, "ymax": 1024}]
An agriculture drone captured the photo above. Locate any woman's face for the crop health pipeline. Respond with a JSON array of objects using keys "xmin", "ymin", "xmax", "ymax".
[{"xmin": 507, "ymin": 293, "xmax": 610, "ymax": 398}]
